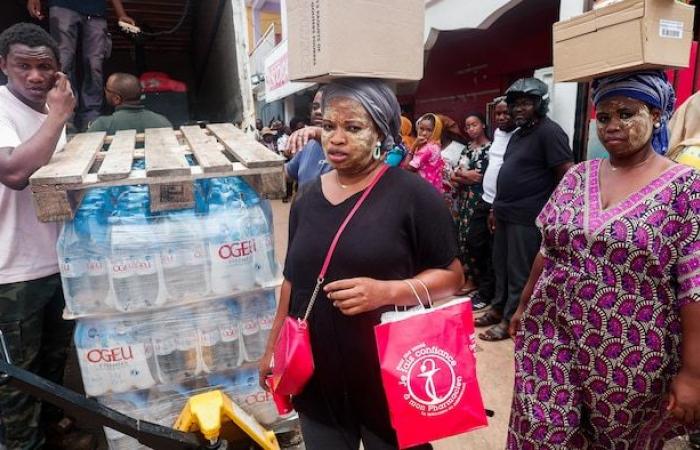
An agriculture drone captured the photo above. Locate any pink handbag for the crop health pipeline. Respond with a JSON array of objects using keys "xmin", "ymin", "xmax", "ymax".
[{"xmin": 269, "ymin": 165, "xmax": 389, "ymax": 403}]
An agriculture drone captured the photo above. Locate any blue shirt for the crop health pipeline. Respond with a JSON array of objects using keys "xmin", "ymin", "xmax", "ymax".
[
  {"xmin": 285, "ymin": 140, "xmax": 331, "ymax": 186},
  {"xmin": 50, "ymin": 0, "xmax": 106, "ymax": 17}
]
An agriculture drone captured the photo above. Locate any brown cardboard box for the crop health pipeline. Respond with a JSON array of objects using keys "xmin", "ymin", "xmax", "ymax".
[
  {"xmin": 287, "ymin": 0, "xmax": 424, "ymax": 82},
  {"xmin": 553, "ymin": 0, "xmax": 695, "ymax": 82}
]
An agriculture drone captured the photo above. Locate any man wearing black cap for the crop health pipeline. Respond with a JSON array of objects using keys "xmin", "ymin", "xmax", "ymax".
[{"xmin": 476, "ymin": 78, "xmax": 574, "ymax": 341}]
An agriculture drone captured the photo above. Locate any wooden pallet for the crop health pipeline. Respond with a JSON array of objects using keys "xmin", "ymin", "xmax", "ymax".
[{"xmin": 29, "ymin": 123, "xmax": 286, "ymax": 222}]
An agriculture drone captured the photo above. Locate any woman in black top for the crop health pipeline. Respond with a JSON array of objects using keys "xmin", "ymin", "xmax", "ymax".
[{"xmin": 259, "ymin": 78, "xmax": 463, "ymax": 450}]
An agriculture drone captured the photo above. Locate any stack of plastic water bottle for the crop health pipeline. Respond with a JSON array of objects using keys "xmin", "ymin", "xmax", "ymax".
[
  {"xmin": 57, "ymin": 175, "xmax": 284, "ymax": 450},
  {"xmin": 58, "ymin": 177, "xmax": 279, "ymax": 316}
]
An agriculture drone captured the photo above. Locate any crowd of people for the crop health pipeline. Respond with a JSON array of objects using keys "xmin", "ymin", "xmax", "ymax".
[
  {"xmin": 0, "ymin": 15, "xmax": 699, "ymax": 450},
  {"xmin": 257, "ymin": 69, "xmax": 700, "ymax": 448}
]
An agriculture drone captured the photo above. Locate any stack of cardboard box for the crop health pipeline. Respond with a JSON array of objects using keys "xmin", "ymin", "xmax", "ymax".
[{"xmin": 553, "ymin": 0, "xmax": 695, "ymax": 82}]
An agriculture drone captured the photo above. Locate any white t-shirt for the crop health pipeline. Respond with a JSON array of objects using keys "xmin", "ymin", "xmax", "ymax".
[
  {"xmin": 482, "ymin": 127, "xmax": 516, "ymax": 204},
  {"xmin": 0, "ymin": 86, "xmax": 66, "ymax": 284},
  {"xmin": 441, "ymin": 141, "xmax": 466, "ymax": 169}
]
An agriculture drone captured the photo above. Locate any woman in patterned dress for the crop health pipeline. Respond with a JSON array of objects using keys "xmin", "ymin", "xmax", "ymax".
[
  {"xmin": 450, "ymin": 114, "xmax": 492, "ymax": 298},
  {"xmin": 507, "ymin": 71, "xmax": 700, "ymax": 448}
]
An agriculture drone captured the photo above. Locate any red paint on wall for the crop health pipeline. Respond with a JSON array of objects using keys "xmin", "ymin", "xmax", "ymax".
[{"xmin": 408, "ymin": 0, "xmax": 560, "ymax": 126}]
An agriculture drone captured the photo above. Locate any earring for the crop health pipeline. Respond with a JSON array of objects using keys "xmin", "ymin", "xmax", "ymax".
[
  {"xmin": 654, "ymin": 122, "xmax": 661, "ymax": 129},
  {"xmin": 373, "ymin": 142, "xmax": 382, "ymax": 160}
]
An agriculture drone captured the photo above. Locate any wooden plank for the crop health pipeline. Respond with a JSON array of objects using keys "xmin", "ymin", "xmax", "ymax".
[
  {"xmin": 30, "ymin": 132, "xmax": 106, "ymax": 185},
  {"xmin": 103, "ymin": 130, "xmax": 186, "ymax": 145},
  {"xmin": 144, "ymin": 128, "xmax": 191, "ymax": 177},
  {"xmin": 242, "ymin": 171, "xmax": 286, "ymax": 199},
  {"xmin": 29, "ymin": 163, "xmax": 281, "ymax": 192},
  {"xmin": 149, "ymin": 183, "xmax": 195, "ymax": 212},
  {"xmin": 97, "ymin": 130, "xmax": 136, "ymax": 181},
  {"xmin": 180, "ymin": 126, "xmax": 233, "ymax": 174},
  {"xmin": 207, "ymin": 123, "xmax": 285, "ymax": 169},
  {"xmin": 31, "ymin": 188, "xmax": 84, "ymax": 222}
]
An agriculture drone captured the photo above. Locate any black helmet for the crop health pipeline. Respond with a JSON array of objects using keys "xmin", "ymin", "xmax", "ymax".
[{"xmin": 505, "ymin": 78, "xmax": 550, "ymax": 116}]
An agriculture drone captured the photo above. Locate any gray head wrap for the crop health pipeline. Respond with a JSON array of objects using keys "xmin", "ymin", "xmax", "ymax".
[{"xmin": 321, "ymin": 78, "xmax": 402, "ymax": 151}]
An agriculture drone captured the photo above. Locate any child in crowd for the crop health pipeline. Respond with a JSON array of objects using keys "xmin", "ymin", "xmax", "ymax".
[{"xmin": 404, "ymin": 113, "xmax": 445, "ymax": 193}]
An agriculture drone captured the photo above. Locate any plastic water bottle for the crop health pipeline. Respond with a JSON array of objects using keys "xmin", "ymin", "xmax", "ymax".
[
  {"xmin": 249, "ymin": 203, "xmax": 277, "ymax": 286},
  {"xmin": 74, "ymin": 321, "xmax": 108, "ymax": 397},
  {"xmin": 75, "ymin": 319, "xmax": 156, "ymax": 396},
  {"xmin": 159, "ymin": 209, "xmax": 210, "ymax": 302},
  {"xmin": 226, "ymin": 368, "xmax": 278, "ymax": 426},
  {"xmin": 173, "ymin": 322, "xmax": 199, "ymax": 379},
  {"xmin": 108, "ymin": 321, "xmax": 156, "ymax": 393},
  {"xmin": 230, "ymin": 177, "xmax": 259, "ymax": 206},
  {"xmin": 213, "ymin": 300, "xmax": 242, "ymax": 371},
  {"xmin": 101, "ymin": 392, "xmax": 150, "ymax": 450},
  {"xmin": 110, "ymin": 187, "xmax": 164, "ymax": 312},
  {"xmin": 257, "ymin": 291, "xmax": 276, "ymax": 348},
  {"xmin": 57, "ymin": 224, "xmax": 90, "ymax": 315},
  {"xmin": 153, "ymin": 311, "xmax": 198, "ymax": 383},
  {"xmin": 207, "ymin": 179, "xmax": 255, "ymax": 295},
  {"xmin": 152, "ymin": 326, "xmax": 178, "ymax": 384},
  {"xmin": 58, "ymin": 189, "xmax": 112, "ymax": 315},
  {"xmin": 197, "ymin": 305, "xmax": 223, "ymax": 373},
  {"xmin": 82, "ymin": 189, "xmax": 112, "ymax": 312},
  {"xmin": 240, "ymin": 295, "xmax": 264, "ymax": 362}
]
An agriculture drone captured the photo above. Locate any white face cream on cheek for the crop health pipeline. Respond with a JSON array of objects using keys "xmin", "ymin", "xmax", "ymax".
[
  {"xmin": 321, "ymin": 97, "xmax": 380, "ymax": 170},
  {"xmin": 596, "ymin": 97, "xmax": 654, "ymax": 156}
]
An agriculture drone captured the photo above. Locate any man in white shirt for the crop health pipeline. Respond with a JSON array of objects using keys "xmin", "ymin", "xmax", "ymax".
[
  {"xmin": 471, "ymin": 98, "xmax": 516, "ymax": 313},
  {"xmin": 482, "ymin": 97, "xmax": 517, "ymax": 226},
  {"xmin": 0, "ymin": 23, "xmax": 76, "ymax": 449}
]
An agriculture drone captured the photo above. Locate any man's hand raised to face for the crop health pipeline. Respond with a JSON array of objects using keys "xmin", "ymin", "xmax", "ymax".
[{"xmin": 47, "ymin": 72, "xmax": 75, "ymax": 124}]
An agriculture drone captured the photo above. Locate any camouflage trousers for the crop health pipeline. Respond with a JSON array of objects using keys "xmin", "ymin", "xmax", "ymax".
[{"xmin": 0, "ymin": 274, "xmax": 74, "ymax": 450}]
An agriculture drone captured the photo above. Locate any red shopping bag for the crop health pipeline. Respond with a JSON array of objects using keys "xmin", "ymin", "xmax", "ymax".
[{"xmin": 374, "ymin": 298, "xmax": 488, "ymax": 448}]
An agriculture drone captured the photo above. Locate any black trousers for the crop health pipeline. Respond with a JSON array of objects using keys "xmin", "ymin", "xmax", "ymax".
[
  {"xmin": 299, "ymin": 412, "xmax": 432, "ymax": 450},
  {"xmin": 465, "ymin": 202, "xmax": 495, "ymax": 301},
  {"xmin": 490, "ymin": 219, "xmax": 541, "ymax": 322},
  {"xmin": 0, "ymin": 274, "xmax": 74, "ymax": 449}
]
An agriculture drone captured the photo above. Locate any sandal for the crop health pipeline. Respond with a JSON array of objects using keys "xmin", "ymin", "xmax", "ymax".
[
  {"xmin": 470, "ymin": 292, "xmax": 491, "ymax": 312},
  {"xmin": 479, "ymin": 323, "xmax": 510, "ymax": 342},
  {"xmin": 474, "ymin": 310, "xmax": 501, "ymax": 328}
]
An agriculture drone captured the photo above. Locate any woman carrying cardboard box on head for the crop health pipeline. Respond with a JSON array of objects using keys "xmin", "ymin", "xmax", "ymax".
[
  {"xmin": 507, "ymin": 70, "xmax": 700, "ymax": 448},
  {"xmin": 259, "ymin": 78, "xmax": 463, "ymax": 450}
]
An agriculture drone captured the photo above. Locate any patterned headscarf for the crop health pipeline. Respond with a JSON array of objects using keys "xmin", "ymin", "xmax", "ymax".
[
  {"xmin": 591, "ymin": 70, "xmax": 676, "ymax": 155},
  {"xmin": 322, "ymin": 78, "xmax": 402, "ymax": 152}
]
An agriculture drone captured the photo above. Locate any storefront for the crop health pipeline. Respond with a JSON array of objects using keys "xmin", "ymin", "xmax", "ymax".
[{"xmin": 263, "ymin": 39, "xmax": 316, "ymax": 125}]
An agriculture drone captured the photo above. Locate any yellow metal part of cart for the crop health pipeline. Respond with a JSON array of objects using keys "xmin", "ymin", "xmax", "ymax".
[{"xmin": 174, "ymin": 390, "xmax": 281, "ymax": 450}]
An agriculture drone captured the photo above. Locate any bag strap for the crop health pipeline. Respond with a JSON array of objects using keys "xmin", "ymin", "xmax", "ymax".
[{"xmin": 302, "ymin": 164, "xmax": 390, "ymax": 322}]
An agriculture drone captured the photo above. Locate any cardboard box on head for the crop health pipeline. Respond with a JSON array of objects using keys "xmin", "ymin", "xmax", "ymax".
[
  {"xmin": 553, "ymin": 0, "xmax": 695, "ymax": 83},
  {"xmin": 287, "ymin": 0, "xmax": 425, "ymax": 82}
]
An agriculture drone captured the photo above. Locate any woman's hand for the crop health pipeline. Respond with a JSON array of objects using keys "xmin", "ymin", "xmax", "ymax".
[
  {"xmin": 285, "ymin": 126, "xmax": 322, "ymax": 156},
  {"xmin": 324, "ymin": 277, "xmax": 390, "ymax": 316},
  {"xmin": 668, "ymin": 370, "xmax": 700, "ymax": 425},
  {"xmin": 509, "ymin": 305, "xmax": 525, "ymax": 338},
  {"xmin": 461, "ymin": 169, "xmax": 483, "ymax": 185},
  {"xmin": 258, "ymin": 351, "xmax": 273, "ymax": 391}
]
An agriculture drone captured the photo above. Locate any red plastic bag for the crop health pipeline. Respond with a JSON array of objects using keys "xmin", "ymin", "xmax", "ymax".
[
  {"xmin": 140, "ymin": 72, "xmax": 187, "ymax": 93},
  {"xmin": 374, "ymin": 298, "xmax": 488, "ymax": 448}
]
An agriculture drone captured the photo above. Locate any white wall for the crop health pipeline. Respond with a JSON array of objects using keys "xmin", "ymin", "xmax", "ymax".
[
  {"xmin": 546, "ymin": 0, "xmax": 587, "ymax": 147},
  {"xmin": 424, "ymin": 0, "xmax": 523, "ymax": 49}
]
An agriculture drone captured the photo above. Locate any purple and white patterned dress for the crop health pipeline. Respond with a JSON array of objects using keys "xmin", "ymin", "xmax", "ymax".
[{"xmin": 507, "ymin": 159, "xmax": 700, "ymax": 449}]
